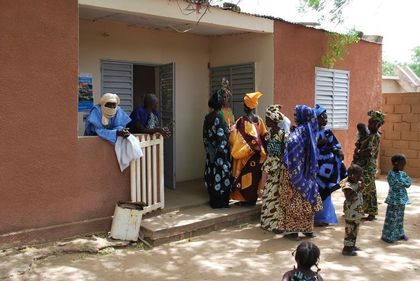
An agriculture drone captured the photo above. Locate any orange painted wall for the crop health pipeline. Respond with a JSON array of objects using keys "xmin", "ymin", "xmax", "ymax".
[
  {"xmin": 274, "ymin": 22, "xmax": 382, "ymax": 166},
  {"xmin": 0, "ymin": 0, "xmax": 130, "ymax": 247}
]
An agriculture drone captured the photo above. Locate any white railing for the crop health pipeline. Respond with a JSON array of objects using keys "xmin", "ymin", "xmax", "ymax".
[{"xmin": 130, "ymin": 134, "xmax": 164, "ymax": 214}]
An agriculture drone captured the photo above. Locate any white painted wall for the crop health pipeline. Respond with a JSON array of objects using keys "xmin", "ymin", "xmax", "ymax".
[
  {"xmin": 79, "ymin": 19, "xmax": 209, "ymax": 182},
  {"xmin": 382, "ymin": 79, "xmax": 405, "ymax": 93},
  {"xmin": 79, "ymin": 0, "xmax": 273, "ymax": 34},
  {"xmin": 209, "ymin": 33, "xmax": 275, "ymax": 116}
]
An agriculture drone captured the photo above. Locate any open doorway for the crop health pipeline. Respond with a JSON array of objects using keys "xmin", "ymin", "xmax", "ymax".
[
  {"xmin": 100, "ymin": 60, "xmax": 176, "ymax": 190},
  {"xmin": 133, "ymin": 65, "xmax": 157, "ymax": 110}
]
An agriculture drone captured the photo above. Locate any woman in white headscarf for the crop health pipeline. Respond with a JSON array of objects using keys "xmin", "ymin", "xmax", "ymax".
[{"xmin": 84, "ymin": 93, "xmax": 131, "ymax": 144}]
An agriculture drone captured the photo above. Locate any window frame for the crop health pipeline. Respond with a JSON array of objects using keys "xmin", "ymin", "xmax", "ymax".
[
  {"xmin": 209, "ymin": 62, "xmax": 256, "ymax": 118},
  {"xmin": 314, "ymin": 67, "xmax": 350, "ymax": 130}
]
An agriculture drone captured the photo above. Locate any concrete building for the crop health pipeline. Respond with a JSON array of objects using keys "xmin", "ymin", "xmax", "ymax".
[
  {"xmin": 0, "ymin": 0, "xmax": 382, "ymax": 247},
  {"xmin": 382, "ymin": 65, "xmax": 420, "ymax": 93}
]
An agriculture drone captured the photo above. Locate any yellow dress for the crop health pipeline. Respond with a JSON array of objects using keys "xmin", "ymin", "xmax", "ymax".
[{"xmin": 229, "ymin": 115, "xmax": 267, "ymax": 203}]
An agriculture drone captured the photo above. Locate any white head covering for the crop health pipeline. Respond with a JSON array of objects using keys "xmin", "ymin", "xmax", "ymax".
[
  {"xmin": 278, "ymin": 115, "xmax": 291, "ymax": 134},
  {"xmin": 100, "ymin": 93, "xmax": 120, "ymax": 126}
]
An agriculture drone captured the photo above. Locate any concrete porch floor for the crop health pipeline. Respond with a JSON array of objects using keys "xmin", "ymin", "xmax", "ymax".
[
  {"xmin": 164, "ymin": 179, "xmax": 208, "ymax": 210},
  {"xmin": 141, "ymin": 179, "xmax": 261, "ymax": 246}
]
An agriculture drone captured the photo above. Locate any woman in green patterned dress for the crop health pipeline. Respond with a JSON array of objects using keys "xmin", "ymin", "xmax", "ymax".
[{"xmin": 352, "ymin": 110, "xmax": 385, "ymax": 221}]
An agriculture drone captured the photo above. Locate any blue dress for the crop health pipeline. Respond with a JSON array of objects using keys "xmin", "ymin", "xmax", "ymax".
[
  {"xmin": 381, "ymin": 170, "xmax": 411, "ymax": 242},
  {"xmin": 128, "ymin": 106, "xmax": 160, "ymax": 133},
  {"xmin": 84, "ymin": 105, "xmax": 131, "ymax": 144},
  {"xmin": 314, "ymin": 128, "xmax": 347, "ymax": 225},
  {"xmin": 203, "ymin": 112, "xmax": 232, "ymax": 208}
]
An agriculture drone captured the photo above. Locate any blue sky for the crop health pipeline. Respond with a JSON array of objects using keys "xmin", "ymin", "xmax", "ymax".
[{"xmin": 235, "ymin": 0, "xmax": 419, "ymax": 63}]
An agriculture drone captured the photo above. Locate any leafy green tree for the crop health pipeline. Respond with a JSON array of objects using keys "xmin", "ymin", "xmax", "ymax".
[
  {"xmin": 382, "ymin": 61, "xmax": 396, "ymax": 76},
  {"xmin": 300, "ymin": 0, "xmax": 357, "ymax": 68},
  {"xmin": 300, "ymin": 0, "xmax": 351, "ymax": 24},
  {"xmin": 408, "ymin": 46, "xmax": 420, "ymax": 77}
]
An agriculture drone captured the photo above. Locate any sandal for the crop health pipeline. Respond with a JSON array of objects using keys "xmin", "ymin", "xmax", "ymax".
[
  {"xmin": 342, "ymin": 246, "xmax": 357, "ymax": 256},
  {"xmin": 284, "ymin": 233, "xmax": 299, "ymax": 241},
  {"xmin": 381, "ymin": 237, "xmax": 393, "ymax": 244},
  {"xmin": 365, "ymin": 215, "xmax": 376, "ymax": 221},
  {"xmin": 400, "ymin": 235, "xmax": 409, "ymax": 241},
  {"xmin": 273, "ymin": 229, "xmax": 284, "ymax": 234}
]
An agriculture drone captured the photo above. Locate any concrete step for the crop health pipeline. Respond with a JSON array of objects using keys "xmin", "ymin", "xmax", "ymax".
[{"xmin": 140, "ymin": 203, "xmax": 261, "ymax": 246}]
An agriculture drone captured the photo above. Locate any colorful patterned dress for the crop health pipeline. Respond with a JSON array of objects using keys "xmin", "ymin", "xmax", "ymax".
[
  {"xmin": 352, "ymin": 132, "xmax": 381, "ymax": 215},
  {"xmin": 203, "ymin": 112, "xmax": 232, "ymax": 208},
  {"xmin": 221, "ymin": 107, "xmax": 235, "ymax": 128},
  {"xmin": 229, "ymin": 115, "xmax": 267, "ymax": 203},
  {"xmin": 260, "ymin": 128, "xmax": 287, "ymax": 231},
  {"xmin": 342, "ymin": 178, "xmax": 364, "ymax": 247},
  {"xmin": 381, "ymin": 170, "xmax": 411, "ymax": 242},
  {"xmin": 283, "ymin": 105, "xmax": 322, "ymax": 233},
  {"xmin": 282, "ymin": 269, "xmax": 322, "ymax": 281},
  {"xmin": 315, "ymin": 128, "xmax": 347, "ymax": 225}
]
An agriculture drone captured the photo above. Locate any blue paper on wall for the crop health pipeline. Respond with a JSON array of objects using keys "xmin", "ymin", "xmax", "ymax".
[{"xmin": 78, "ymin": 74, "xmax": 93, "ymax": 112}]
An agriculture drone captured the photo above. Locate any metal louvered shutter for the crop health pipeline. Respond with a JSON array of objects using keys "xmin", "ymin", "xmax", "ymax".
[
  {"xmin": 315, "ymin": 67, "xmax": 350, "ymax": 129},
  {"xmin": 101, "ymin": 60, "xmax": 133, "ymax": 114},
  {"xmin": 210, "ymin": 63, "xmax": 255, "ymax": 118}
]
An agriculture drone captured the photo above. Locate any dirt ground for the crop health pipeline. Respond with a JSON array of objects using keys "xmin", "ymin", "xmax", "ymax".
[{"xmin": 3, "ymin": 177, "xmax": 420, "ymax": 281}]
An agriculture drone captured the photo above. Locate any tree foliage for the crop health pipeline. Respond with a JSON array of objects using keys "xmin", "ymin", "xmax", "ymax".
[
  {"xmin": 382, "ymin": 61, "xmax": 396, "ymax": 76},
  {"xmin": 300, "ymin": 0, "xmax": 357, "ymax": 68},
  {"xmin": 300, "ymin": 0, "xmax": 351, "ymax": 24},
  {"xmin": 409, "ymin": 46, "xmax": 420, "ymax": 77},
  {"xmin": 382, "ymin": 47, "xmax": 420, "ymax": 77},
  {"xmin": 321, "ymin": 30, "xmax": 360, "ymax": 68}
]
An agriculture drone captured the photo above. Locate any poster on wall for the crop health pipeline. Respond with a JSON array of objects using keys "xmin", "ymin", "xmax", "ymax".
[{"xmin": 78, "ymin": 74, "xmax": 93, "ymax": 112}]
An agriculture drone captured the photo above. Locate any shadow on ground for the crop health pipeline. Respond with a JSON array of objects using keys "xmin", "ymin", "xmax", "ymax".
[{"xmin": 3, "ymin": 178, "xmax": 420, "ymax": 281}]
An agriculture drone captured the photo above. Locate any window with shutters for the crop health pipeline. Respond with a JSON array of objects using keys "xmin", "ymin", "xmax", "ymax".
[
  {"xmin": 101, "ymin": 60, "xmax": 134, "ymax": 114},
  {"xmin": 315, "ymin": 67, "xmax": 350, "ymax": 129},
  {"xmin": 210, "ymin": 63, "xmax": 255, "ymax": 118}
]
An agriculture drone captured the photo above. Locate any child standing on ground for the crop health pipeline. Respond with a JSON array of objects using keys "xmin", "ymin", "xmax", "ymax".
[
  {"xmin": 281, "ymin": 241, "xmax": 324, "ymax": 281},
  {"xmin": 381, "ymin": 154, "xmax": 411, "ymax": 243},
  {"xmin": 342, "ymin": 164, "xmax": 364, "ymax": 256}
]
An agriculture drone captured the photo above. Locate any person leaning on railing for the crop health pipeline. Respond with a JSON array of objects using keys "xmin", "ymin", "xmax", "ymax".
[
  {"xmin": 84, "ymin": 93, "xmax": 131, "ymax": 144},
  {"xmin": 128, "ymin": 93, "xmax": 171, "ymax": 138}
]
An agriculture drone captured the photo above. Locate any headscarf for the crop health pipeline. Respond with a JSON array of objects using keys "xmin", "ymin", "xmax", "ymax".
[
  {"xmin": 314, "ymin": 104, "xmax": 327, "ymax": 117},
  {"xmin": 244, "ymin": 91, "xmax": 263, "ymax": 110},
  {"xmin": 368, "ymin": 110, "xmax": 385, "ymax": 126},
  {"xmin": 265, "ymin": 104, "xmax": 283, "ymax": 123},
  {"xmin": 221, "ymin": 77, "xmax": 232, "ymax": 98},
  {"xmin": 284, "ymin": 105, "xmax": 319, "ymax": 206},
  {"xmin": 278, "ymin": 115, "xmax": 291, "ymax": 134},
  {"xmin": 266, "ymin": 104, "xmax": 291, "ymax": 133},
  {"xmin": 100, "ymin": 93, "xmax": 120, "ymax": 126},
  {"xmin": 208, "ymin": 90, "xmax": 224, "ymax": 110}
]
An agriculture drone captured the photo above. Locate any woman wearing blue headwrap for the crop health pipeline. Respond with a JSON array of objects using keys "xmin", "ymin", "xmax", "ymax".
[
  {"xmin": 282, "ymin": 105, "xmax": 322, "ymax": 240},
  {"xmin": 313, "ymin": 104, "xmax": 347, "ymax": 227}
]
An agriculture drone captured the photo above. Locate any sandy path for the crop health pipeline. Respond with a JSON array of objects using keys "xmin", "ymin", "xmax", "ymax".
[{"xmin": 10, "ymin": 178, "xmax": 420, "ymax": 281}]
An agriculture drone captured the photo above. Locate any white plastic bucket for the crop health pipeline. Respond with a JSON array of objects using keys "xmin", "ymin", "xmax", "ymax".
[{"xmin": 110, "ymin": 201, "xmax": 144, "ymax": 241}]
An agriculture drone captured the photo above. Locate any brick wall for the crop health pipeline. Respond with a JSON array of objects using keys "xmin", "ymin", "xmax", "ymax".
[{"xmin": 380, "ymin": 93, "xmax": 420, "ymax": 177}]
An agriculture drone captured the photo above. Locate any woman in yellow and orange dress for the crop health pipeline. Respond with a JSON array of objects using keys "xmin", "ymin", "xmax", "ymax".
[{"xmin": 229, "ymin": 92, "xmax": 267, "ymax": 205}]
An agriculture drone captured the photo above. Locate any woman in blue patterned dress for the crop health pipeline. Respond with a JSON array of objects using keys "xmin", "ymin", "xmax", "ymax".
[
  {"xmin": 313, "ymin": 104, "xmax": 347, "ymax": 226},
  {"xmin": 381, "ymin": 154, "xmax": 411, "ymax": 243},
  {"xmin": 282, "ymin": 105, "xmax": 322, "ymax": 240},
  {"xmin": 203, "ymin": 90, "xmax": 232, "ymax": 208}
]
